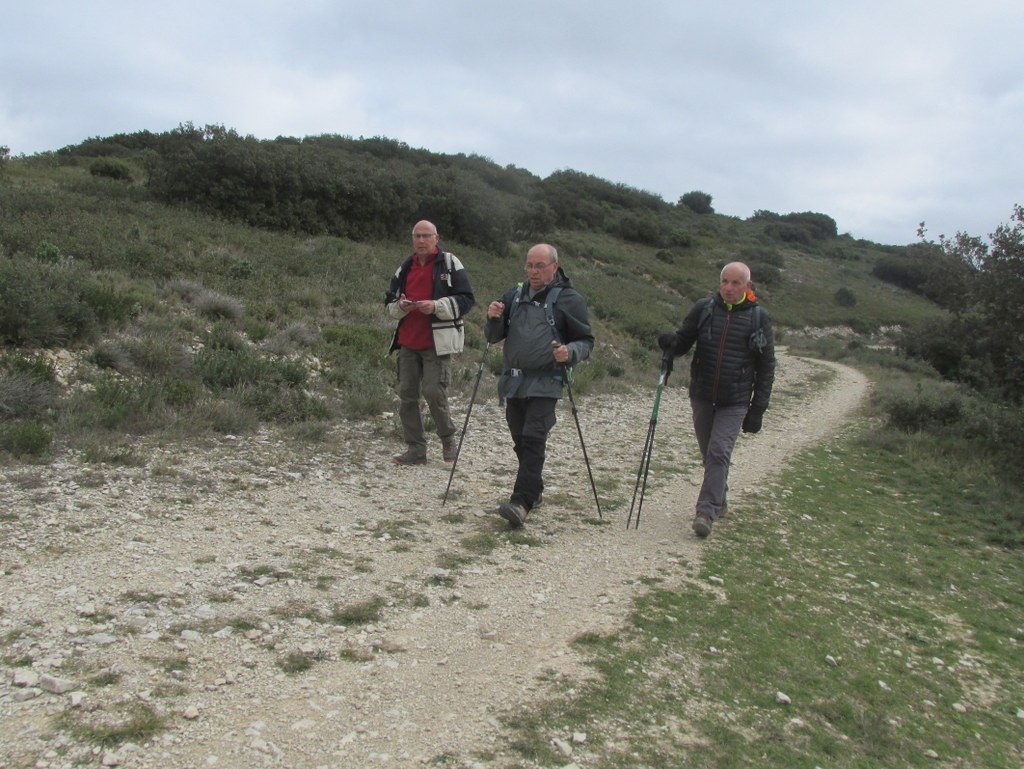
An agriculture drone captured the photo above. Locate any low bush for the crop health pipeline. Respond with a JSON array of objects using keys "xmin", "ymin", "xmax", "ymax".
[
  {"xmin": 834, "ymin": 287, "xmax": 857, "ymax": 307},
  {"xmin": 194, "ymin": 290, "xmax": 245, "ymax": 322},
  {"xmin": 89, "ymin": 158, "xmax": 134, "ymax": 182},
  {"xmin": 0, "ymin": 369, "xmax": 59, "ymax": 420},
  {"xmin": 0, "ymin": 420, "xmax": 52, "ymax": 457}
]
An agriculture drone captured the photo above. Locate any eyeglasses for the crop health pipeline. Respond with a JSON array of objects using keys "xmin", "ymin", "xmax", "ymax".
[
  {"xmin": 525, "ymin": 262, "xmax": 554, "ymax": 271},
  {"xmin": 412, "ymin": 233, "xmax": 437, "ymax": 240}
]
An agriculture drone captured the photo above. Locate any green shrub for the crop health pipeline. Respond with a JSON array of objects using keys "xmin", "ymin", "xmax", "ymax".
[
  {"xmin": 322, "ymin": 324, "xmax": 388, "ymax": 358},
  {"xmin": 0, "ymin": 351, "xmax": 57, "ymax": 382},
  {"xmin": 750, "ymin": 263, "xmax": 782, "ymax": 286},
  {"xmin": 126, "ymin": 334, "xmax": 192, "ymax": 377},
  {"xmin": 89, "ymin": 158, "xmax": 134, "ymax": 182},
  {"xmin": 0, "ymin": 370, "xmax": 59, "ymax": 420},
  {"xmin": 79, "ymin": 281, "xmax": 142, "ymax": 323},
  {"xmin": 195, "ymin": 347, "xmax": 266, "ymax": 390},
  {"xmin": 35, "ymin": 241, "xmax": 63, "ymax": 262},
  {"xmin": 667, "ymin": 229, "xmax": 693, "ymax": 248},
  {"xmin": 679, "ymin": 191, "xmax": 714, "ymax": 214},
  {"xmin": 228, "ymin": 259, "xmax": 254, "ymax": 280},
  {"xmin": 0, "ymin": 420, "xmax": 53, "ymax": 457},
  {"xmin": 740, "ymin": 247, "xmax": 786, "ymax": 268},
  {"xmin": 876, "ymin": 380, "xmax": 964, "ymax": 432},
  {"xmin": 194, "ymin": 290, "xmax": 244, "ymax": 322},
  {"xmin": 91, "ymin": 340, "xmax": 133, "ymax": 372},
  {"xmin": 204, "ymin": 321, "xmax": 247, "ymax": 351},
  {"xmin": 238, "ymin": 382, "xmax": 329, "ymax": 423},
  {"xmin": 326, "ymin": 362, "xmax": 393, "ymax": 418},
  {"xmin": 835, "ymin": 287, "xmax": 857, "ymax": 307},
  {"xmin": 199, "ymin": 398, "xmax": 258, "ymax": 434},
  {"xmin": 0, "ymin": 256, "xmax": 98, "ymax": 346},
  {"xmin": 265, "ymin": 322, "xmax": 318, "ymax": 355}
]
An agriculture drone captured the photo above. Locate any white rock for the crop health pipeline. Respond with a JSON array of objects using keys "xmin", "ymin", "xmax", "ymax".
[
  {"xmin": 12, "ymin": 669, "xmax": 40, "ymax": 687},
  {"xmin": 776, "ymin": 692, "xmax": 792, "ymax": 705},
  {"xmin": 182, "ymin": 705, "xmax": 200, "ymax": 720},
  {"xmin": 39, "ymin": 674, "xmax": 76, "ymax": 694},
  {"xmin": 951, "ymin": 702, "xmax": 967, "ymax": 713},
  {"xmin": 551, "ymin": 737, "xmax": 573, "ymax": 757},
  {"xmin": 825, "ymin": 655, "xmax": 838, "ymax": 666}
]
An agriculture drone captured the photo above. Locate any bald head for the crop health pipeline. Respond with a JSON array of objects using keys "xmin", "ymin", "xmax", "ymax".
[
  {"xmin": 525, "ymin": 243, "xmax": 559, "ymax": 290},
  {"xmin": 720, "ymin": 262, "xmax": 752, "ymax": 304},
  {"xmin": 411, "ymin": 220, "xmax": 439, "ymax": 259}
]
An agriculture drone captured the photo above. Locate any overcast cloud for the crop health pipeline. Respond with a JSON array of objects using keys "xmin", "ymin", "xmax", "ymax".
[{"xmin": 3, "ymin": 0, "xmax": 1022, "ymax": 245}]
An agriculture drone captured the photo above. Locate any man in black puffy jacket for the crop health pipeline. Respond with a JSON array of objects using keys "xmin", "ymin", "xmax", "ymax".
[{"xmin": 658, "ymin": 262, "xmax": 775, "ymax": 538}]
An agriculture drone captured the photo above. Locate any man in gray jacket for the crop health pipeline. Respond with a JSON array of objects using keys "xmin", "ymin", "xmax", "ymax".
[{"xmin": 485, "ymin": 244, "xmax": 594, "ymax": 527}]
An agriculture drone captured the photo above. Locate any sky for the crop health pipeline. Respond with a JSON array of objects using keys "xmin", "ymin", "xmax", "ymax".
[{"xmin": 3, "ymin": 1, "xmax": 1022, "ymax": 246}]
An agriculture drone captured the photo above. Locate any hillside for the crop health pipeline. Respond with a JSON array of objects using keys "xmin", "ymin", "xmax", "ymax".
[{"xmin": 1, "ymin": 127, "xmax": 944, "ymax": 459}]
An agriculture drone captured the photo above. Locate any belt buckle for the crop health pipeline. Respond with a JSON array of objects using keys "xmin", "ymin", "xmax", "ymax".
[{"xmin": 510, "ymin": 368, "xmax": 522, "ymax": 377}]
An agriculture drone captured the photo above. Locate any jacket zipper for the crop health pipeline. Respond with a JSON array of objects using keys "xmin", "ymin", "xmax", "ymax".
[{"xmin": 711, "ymin": 310, "xmax": 732, "ymax": 403}]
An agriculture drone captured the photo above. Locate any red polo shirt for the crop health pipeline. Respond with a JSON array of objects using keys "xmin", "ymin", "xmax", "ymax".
[{"xmin": 397, "ymin": 251, "xmax": 437, "ymax": 350}]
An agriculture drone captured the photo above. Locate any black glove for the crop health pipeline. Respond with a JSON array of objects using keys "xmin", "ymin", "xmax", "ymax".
[
  {"xmin": 742, "ymin": 408, "xmax": 764, "ymax": 434},
  {"xmin": 657, "ymin": 332, "xmax": 677, "ymax": 353}
]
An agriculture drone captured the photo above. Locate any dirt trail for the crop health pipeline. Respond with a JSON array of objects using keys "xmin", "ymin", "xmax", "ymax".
[{"xmin": 0, "ymin": 352, "xmax": 868, "ymax": 768}]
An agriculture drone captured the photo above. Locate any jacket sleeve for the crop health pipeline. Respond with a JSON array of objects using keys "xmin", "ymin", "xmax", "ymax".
[
  {"xmin": 484, "ymin": 287, "xmax": 515, "ymax": 344},
  {"xmin": 557, "ymin": 290, "xmax": 595, "ymax": 366},
  {"xmin": 433, "ymin": 253, "xmax": 475, "ymax": 321},
  {"xmin": 385, "ymin": 261, "xmax": 409, "ymax": 320},
  {"xmin": 671, "ymin": 300, "xmax": 706, "ymax": 356}
]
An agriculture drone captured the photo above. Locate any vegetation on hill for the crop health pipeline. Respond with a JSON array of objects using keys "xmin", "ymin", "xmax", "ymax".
[{"xmin": 0, "ymin": 125, "xmax": 1021, "ymax": 506}]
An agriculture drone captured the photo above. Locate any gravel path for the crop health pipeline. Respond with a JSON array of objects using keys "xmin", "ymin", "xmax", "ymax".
[{"xmin": 0, "ymin": 351, "xmax": 868, "ymax": 769}]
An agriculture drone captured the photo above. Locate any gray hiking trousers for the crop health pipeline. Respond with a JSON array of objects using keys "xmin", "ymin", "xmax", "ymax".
[{"xmin": 690, "ymin": 399, "xmax": 747, "ymax": 520}]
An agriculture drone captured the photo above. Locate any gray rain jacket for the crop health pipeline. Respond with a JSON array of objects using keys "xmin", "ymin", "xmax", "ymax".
[{"xmin": 485, "ymin": 268, "xmax": 595, "ymax": 400}]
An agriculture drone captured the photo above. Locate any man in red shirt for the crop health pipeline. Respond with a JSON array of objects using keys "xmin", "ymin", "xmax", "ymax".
[{"xmin": 385, "ymin": 221, "xmax": 475, "ymax": 465}]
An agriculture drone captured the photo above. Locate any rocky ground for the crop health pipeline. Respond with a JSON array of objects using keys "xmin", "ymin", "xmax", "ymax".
[{"xmin": 0, "ymin": 351, "xmax": 868, "ymax": 769}]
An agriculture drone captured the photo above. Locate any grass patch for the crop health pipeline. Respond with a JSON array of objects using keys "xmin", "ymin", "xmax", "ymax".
[
  {"xmin": 330, "ymin": 596, "xmax": 386, "ymax": 626},
  {"xmin": 59, "ymin": 702, "xmax": 165, "ymax": 747},
  {"xmin": 503, "ymin": 424, "xmax": 1023, "ymax": 768}
]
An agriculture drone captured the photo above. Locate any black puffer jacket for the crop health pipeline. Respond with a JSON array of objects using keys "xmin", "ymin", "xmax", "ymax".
[{"xmin": 669, "ymin": 294, "xmax": 775, "ymax": 411}]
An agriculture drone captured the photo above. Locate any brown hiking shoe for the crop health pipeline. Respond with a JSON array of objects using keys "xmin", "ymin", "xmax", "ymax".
[
  {"xmin": 442, "ymin": 435, "xmax": 458, "ymax": 463},
  {"xmin": 498, "ymin": 502, "xmax": 527, "ymax": 528},
  {"xmin": 392, "ymin": 449, "xmax": 426, "ymax": 466}
]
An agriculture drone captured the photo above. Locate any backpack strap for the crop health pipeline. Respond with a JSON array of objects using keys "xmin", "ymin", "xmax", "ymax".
[
  {"xmin": 507, "ymin": 284, "xmax": 570, "ymax": 381},
  {"xmin": 509, "ymin": 284, "xmax": 562, "ymax": 337},
  {"xmin": 442, "ymin": 251, "xmax": 454, "ymax": 289},
  {"xmin": 544, "ymin": 287, "xmax": 563, "ymax": 343},
  {"xmin": 749, "ymin": 305, "xmax": 767, "ymax": 353}
]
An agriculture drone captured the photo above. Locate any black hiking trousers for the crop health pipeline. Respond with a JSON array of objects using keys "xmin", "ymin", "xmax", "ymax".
[{"xmin": 504, "ymin": 396, "xmax": 557, "ymax": 511}]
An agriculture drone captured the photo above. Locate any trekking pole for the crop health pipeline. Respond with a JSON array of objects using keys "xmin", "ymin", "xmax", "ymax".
[
  {"xmin": 442, "ymin": 343, "xmax": 490, "ymax": 506},
  {"xmin": 626, "ymin": 352, "xmax": 674, "ymax": 530},
  {"xmin": 564, "ymin": 376, "xmax": 603, "ymax": 519}
]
